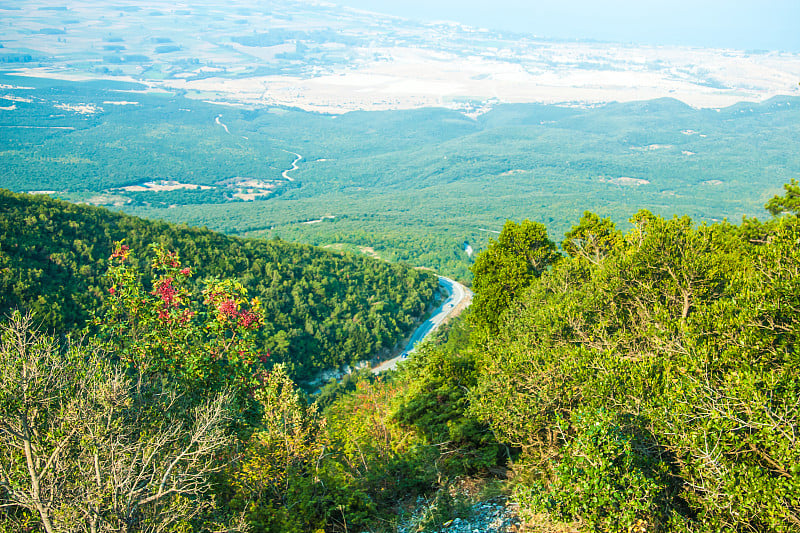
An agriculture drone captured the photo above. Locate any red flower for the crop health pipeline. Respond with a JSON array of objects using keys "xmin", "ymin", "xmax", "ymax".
[
  {"xmin": 108, "ymin": 286, "xmax": 116, "ymax": 295},
  {"xmin": 237, "ymin": 309, "xmax": 259, "ymax": 329},
  {"xmin": 180, "ymin": 268, "xmax": 191, "ymax": 276},
  {"xmin": 158, "ymin": 310, "xmax": 169, "ymax": 320},
  {"xmin": 180, "ymin": 310, "xmax": 195, "ymax": 324},
  {"xmin": 110, "ymin": 244, "xmax": 130, "ymax": 260},
  {"xmin": 154, "ymin": 277, "xmax": 178, "ymax": 307},
  {"xmin": 163, "ymin": 251, "xmax": 179, "ymax": 269},
  {"xmin": 217, "ymin": 299, "xmax": 237, "ymax": 319}
]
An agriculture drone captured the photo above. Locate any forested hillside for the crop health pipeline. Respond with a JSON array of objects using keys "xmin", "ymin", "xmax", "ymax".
[
  {"xmin": 3, "ymin": 74, "xmax": 798, "ymax": 281},
  {"xmin": 1, "ymin": 184, "xmax": 798, "ymax": 533},
  {"xmin": 0, "ymin": 189, "xmax": 438, "ymax": 379},
  {"xmin": 458, "ymin": 181, "xmax": 800, "ymax": 531}
]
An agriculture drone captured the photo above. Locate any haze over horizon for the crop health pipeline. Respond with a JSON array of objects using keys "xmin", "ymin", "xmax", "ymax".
[
  {"xmin": 2, "ymin": 0, "xmax": 798, "ymax": 112},
  {"xmin": 336, "ymin": 0, "xmax": 800, "ymax": 52}
]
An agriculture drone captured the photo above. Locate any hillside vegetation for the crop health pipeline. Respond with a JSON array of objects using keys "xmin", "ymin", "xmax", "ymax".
[
  {"xmin": 0, "ymin": 190, "xmax": 438, "ymax": 380},
  {"xmin": 3, "ymin": 74, "xmax": 799, "ymax": 280},
  {"xmin": 462, "ymin": 184, "xmax": 800, "ymax": 530},
  {"xmin": 1, "ymin": 184, "xmax": 798, "ymax": 533}
]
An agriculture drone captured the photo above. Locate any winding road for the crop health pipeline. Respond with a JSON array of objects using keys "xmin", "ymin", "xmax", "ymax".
[
  {"xmin": 281, "ymin": 150, "xmax": 302, "ymax": 181},
  {"xmin": 215, "ymin": 114, "xmax": 230, "ymax": 134},
  {"xmin": 215, "ymin": 116, "xmax": 300, "ymax": 181},
  {"xmin": 372, "ymin": 276, "xmax": 472, "ymax": 373}
]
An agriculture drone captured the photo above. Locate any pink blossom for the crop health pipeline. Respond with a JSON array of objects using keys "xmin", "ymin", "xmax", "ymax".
[
  {"xmin": 110, "ymin": 244, "xmax": 130, "ymax": 260},
  {"xmin": 237, "ymin": 309, "xmax": 259, "ymax": 329},
  {"xmin": 180, "ymin": 310, "xmax": 195, "ymax": 324},
  {"xmin": 164, "ymin": 251, "xmax": 179, "ymax": 269},
  {"xmin": 217, "ymin": 299, "xmax": 237, "ymax": 319},
  {"xmin": 155, "ymin": 278, "xmax": 178, "ymax": 307}
]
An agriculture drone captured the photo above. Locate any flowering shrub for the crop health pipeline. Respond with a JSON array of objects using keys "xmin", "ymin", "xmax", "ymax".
[{"xmin": 98, "ymin": 242, "xmax": 266, "ymax": 399}]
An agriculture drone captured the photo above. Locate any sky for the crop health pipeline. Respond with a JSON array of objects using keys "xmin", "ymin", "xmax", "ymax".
[{"xmin": 335, "ymin": 0, "xmax": 800, "ymax": 52}]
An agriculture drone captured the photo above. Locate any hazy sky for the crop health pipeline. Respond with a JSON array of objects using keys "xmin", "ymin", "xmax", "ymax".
[{"xmin": 335, "ymin": 0, "xmax": 800, "ymax": 52}]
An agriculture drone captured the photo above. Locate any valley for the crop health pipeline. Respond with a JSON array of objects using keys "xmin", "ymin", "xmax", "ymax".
[
  {"xmin": 1, "ymin": 72, "xmax": 798, "ymax": 281},
  {"xmin": 2, "ymin": 1, "xmax": 799, "ymax": 282},
  {"xmin": 2, "ymin": 2, "xmax": 800, "ymax": 532}
]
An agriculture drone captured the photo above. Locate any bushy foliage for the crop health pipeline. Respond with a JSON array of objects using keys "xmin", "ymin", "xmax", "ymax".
[
  {"xmin": 561, "ymin": 211, "xmax": 622, "ymax": 264},
  {"xmin": 470, "ymin": 202, "xmax": 800, "ymax": 531},
  {"xmin": 0, "ymin": 238, "xmax": 449, "ymax": 533},
  {"xmin": 98, "ymin": 242, "xmax": 266, "ymax": 409},
  {"xmin": 0, "ymin": 190, "xmax": 438, "ymax": 380},
  {"xmin": 765, "ymin": 178, "xmax": 800, "ymax": 216},
  {"xmin": 517, "ymin": 408, "xmax": 678, "ymax": 533},
  {"xmin": 0, "ymin": 313, "xmax": 242, "ymax": 533},
  {"xmin": 470, "ymin": 219, "xmax": 558, "ymax": 334},
  {"xmin": 228, "ymin": 364, "xmax": 328, "ymax": 533},
  {"xmin": 320, "ymin": 377, "xmax": 437, "ymax": 531},
  {"xmin": 0, "ymin": 245, "xmax": 426, "ymax": 533},
  {"xmin": 392, "ymin": 332, "xmax": 503, "ymax": 477}
]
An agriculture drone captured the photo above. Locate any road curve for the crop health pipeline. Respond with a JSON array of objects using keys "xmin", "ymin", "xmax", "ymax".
[
  {"xmin": 281, "ymin": 150, "xmax": 302, "ymax": 181},
  {"xmin": 372, "ymin": 276, "xmax": 472, "ymax": 373},
  {"xmin": 215, "ymin": 114, "xmax": 231, "ymax": 134}
]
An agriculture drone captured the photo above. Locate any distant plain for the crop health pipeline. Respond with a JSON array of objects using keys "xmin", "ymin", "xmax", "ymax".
[{"xmin": 2, "ymin": 0, "xmax": 799, "ymax": 280}]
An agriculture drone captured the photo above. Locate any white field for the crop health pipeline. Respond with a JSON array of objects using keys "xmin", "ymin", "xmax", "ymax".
[
  {"xmin": 119, "ymin": 181, "xmax": 214, "ymax": 192},
  {"xmin": 4, "ymin": 0, "xmax": 800, "ymax": 114},
  {"xmin": 157, "ymin": 44, "xmax": 800, "ymax": 113}
]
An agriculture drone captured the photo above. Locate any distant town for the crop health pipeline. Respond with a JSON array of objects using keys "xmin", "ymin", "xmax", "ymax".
[{"xmin": 2, "ymin": 0, "xmax": 799, "ymax": 114}]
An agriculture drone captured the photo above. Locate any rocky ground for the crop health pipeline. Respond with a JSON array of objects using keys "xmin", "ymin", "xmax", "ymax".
[
  {"xmin": 434, "ymin": 501, "xmax": 521, "ymax": 533},
  {"xmin": 399, "ymin": 496, "xmax": 521, "ymax": 533}
]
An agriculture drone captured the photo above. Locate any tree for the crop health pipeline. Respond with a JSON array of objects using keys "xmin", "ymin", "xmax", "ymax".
[
  {"xmin": 97, "ymin": 243, "xmax": 265, "ymax": 407},
  {"xmin": 470, "ymin": 205, "xmax": 800, "ymax": 531},
  {"xmin": 561, "ymin": 211, "xmax": 621, "ymax": 264},
  {"xmin": 0, "ymin": 313, "xmax": 242, "ymax": 533},
  {"xmin": 765, "ymin": 178, "xmax": 800, "ymax": 216},
  {"xmin": 470, "ymin": 219, "xmax": 558, "ymax": 333},
  {"xmin": 229, "ymin": 364, "xmax": 328, "ymax": 533}
]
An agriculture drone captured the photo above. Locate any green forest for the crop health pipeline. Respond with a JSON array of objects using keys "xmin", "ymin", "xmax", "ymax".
[
  {"xmin": 0, "ymin": 190, "xmax": 439, "ymax": 380},
  {"xmin": 2, "ymin": 74, "xmax": 798, "ymax": 281},
  {"xmin": 1, "ymin": 182, "xmax": 798, "ymax": 532}
]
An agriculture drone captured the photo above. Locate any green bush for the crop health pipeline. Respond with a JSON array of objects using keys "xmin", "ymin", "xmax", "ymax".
[
  {"xmin": 518, "ymin": 408, "xmax": 680, "ymax": 532},
  {"xmin": 470, "ymin": 196, "xmax": 800, "ymax": 532}
]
